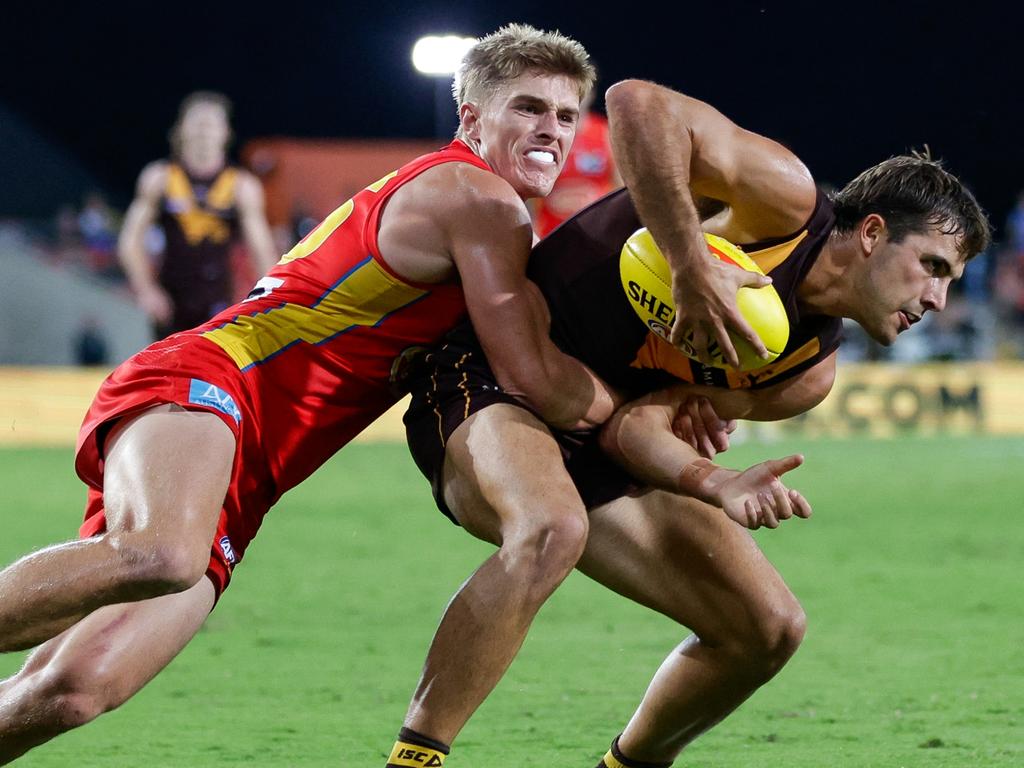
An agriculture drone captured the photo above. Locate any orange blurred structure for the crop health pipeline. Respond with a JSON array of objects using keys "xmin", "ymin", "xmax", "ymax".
[{"xmin": 242, "ymin": 138, "xmax": 440, "ymax": 228}]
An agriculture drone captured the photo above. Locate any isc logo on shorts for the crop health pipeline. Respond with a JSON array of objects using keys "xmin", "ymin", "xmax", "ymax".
[
  {"xmin": 188, "ymin": 379, "xmax": 242, "ymax": 424},
  {"xmin": 219, "ymin": 536, "xmax": 237, "ymax": 566}
]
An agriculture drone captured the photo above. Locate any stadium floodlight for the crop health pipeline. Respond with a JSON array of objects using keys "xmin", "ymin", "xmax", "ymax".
[
  {"xmin": 411, "ymin": 35, "xmax": 476, "ymax": 75},
  {"xmin": 412, "ymin": 34, "xmax": 476, "ymax": 138}
]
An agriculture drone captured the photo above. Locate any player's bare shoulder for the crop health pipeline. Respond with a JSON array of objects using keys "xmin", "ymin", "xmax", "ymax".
[
  {"xmin": 378, "ymin": 161, "xmax": 531, "ymax": 283},
  {"xmin": 427, "ymin": 160, "xmax": 529, "ymax": 226},
  {"xmin": 710, "ymin": 129, "xmax": 818, "ymax": 241},
  {"xmin": 135, "ymin": 160, "xmax": 170, "ymax": 200}
]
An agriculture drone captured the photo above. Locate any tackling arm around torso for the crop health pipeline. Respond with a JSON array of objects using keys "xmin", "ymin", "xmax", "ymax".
[{"xmin": 377, "ymin": 162, "xmax": 623, "ymax": 431}]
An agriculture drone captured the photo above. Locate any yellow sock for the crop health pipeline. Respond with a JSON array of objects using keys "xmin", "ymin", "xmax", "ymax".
[{"xmin": 386, "ymin": 727, "xmax": 449, "ymax": 767}]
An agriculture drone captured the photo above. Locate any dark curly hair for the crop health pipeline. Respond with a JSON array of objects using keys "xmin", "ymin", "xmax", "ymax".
[{"xmin": 831, "ymin": 151, "xmax": 991, "ymax": 260}]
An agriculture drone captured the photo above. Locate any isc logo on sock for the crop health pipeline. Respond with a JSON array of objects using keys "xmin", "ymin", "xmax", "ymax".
[{"xmin": 390, "ymin": 748, "xmax": 443, "ymax": 767}]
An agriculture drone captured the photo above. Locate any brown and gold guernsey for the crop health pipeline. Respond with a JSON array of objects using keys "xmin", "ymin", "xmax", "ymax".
[
  {"xmin": 527, "ymin": 187, "xmax": 842, "ymax": 398},
  {"xmin": 158, "ymin": 162, "xmax": 242, "ymax": 333}
]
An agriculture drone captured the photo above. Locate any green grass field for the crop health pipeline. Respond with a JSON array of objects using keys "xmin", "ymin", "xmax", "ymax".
[{"xmin": 0, "ymin": 435, "xmax": 1021, "ymax": 767}]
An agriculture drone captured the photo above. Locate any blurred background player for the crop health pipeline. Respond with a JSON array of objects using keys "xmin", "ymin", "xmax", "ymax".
[
  {"xmin": 118, "ymin": 91, "xmax": 277, "ymax": 338},
  {"xmin": 530, "ymin": 87, "xmax": 620, "ymax": 237}
]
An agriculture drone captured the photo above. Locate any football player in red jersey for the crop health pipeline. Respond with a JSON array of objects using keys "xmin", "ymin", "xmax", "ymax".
[{"xmin": 0, "ymin": 24, "xmax": 622, "ymax": 763}]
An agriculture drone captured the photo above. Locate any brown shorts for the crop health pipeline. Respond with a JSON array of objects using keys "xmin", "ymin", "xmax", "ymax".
[{"xmin": 402, "ymin": 324, "xmax": 639, "ymax": 524}]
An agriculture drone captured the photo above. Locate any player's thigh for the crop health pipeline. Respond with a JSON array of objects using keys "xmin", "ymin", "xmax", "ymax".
[
  {"xmin": 16, "ymin": 577, "xmax": 215, "ymax": 707},
  {"xmin": 101, "ymin": 404, "xmax": 236, "ymax": 540},
  {"xmin": 441, "ymin": 403, "xmax": 587, "ymax": 546},
  {"xmin": 578, "ymin": 489, "xmax": 799, "ymax": 643}
]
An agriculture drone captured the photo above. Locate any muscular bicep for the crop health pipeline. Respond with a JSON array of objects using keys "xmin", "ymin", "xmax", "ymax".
[
  {"xmin": 607, "ymin": 80, "xmax": 816, "ymax": 241},
  {"xmin": 687, "ymin": 116, "xmax": 817, "ymax": 241}
]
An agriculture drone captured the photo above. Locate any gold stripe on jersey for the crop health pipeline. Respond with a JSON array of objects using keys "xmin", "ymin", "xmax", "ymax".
[
  {"xmin": 631, "ymin": 333, "xmax": 822, "ymax": 390},
  {"xmin": 630, "ymin": 334, "xmax": 696, "ymax": 383},
  {"xmin": 277, "ymin": 171, "xmax": 398, "ymax": 266},
  {"xmin": 201, "ymin": 256, "xmax": 427, "ymax": 370},
  {"xmin": 367, "ymin": 170, "xmax": 398, "ymax": 193},
  {"xmin": 206, "ymin": 168, "xmax": 238, "ymax": 209},
  {"xmin": 165, "ymin": 165, "xmax": 235, "ymax": 245},
  {"xmin": 166, "ymin": 164, "xmax": 192, "ymax": 201},
  {"xmin": 724, "ymin": 336, "xmax": 822, "ymax": 388},
  {"xmin": 746, "ymin": 230, "xmax": 809, "ymax": 274},
  {"xmin": 278, "ymin": 200, "xmax": 355, "ymax": 265}
]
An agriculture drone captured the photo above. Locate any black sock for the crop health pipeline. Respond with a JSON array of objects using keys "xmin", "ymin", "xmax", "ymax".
[{"xmin": 595, "ymin": 735, "xmax": 673, "ymax": 768}]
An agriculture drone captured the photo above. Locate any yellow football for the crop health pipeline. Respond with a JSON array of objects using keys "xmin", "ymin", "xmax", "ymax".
[{"xmin": 619, "ymin": 228, "xmax": 789, "ymax": 371}]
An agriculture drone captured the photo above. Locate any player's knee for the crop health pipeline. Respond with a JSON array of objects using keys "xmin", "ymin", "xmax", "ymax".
[
  {"xmin": 18, "ymin": 666, "xmax": 120, "ymax": 732},
  {"xmin": 501, "ymin": 510, "xmax": 588, "ymax": 589},
  {"xmin": 108, "ymin": 533, "xmax": 209, "ymax": 597},
  {"xmin": 732, "ymin": 600, "xmax": 806, "ymax": 681}
]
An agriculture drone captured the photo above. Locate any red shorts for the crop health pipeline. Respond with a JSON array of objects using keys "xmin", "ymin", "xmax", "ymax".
[{"xmin": 75, "ymin": 342, "xmax": 275, "ymax": 600}]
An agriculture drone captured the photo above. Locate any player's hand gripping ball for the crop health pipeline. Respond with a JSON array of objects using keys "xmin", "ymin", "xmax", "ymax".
[{"xmin": 620, "ymin": 229, "xmax": 789, "ymax": 371}]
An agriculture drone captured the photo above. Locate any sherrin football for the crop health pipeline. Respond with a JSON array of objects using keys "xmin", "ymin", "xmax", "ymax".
[{"xmin": 619, "ymin": 228, "xmax": 789, "ymax": 371}]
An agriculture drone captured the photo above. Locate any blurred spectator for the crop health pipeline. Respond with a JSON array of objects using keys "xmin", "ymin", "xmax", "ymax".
[
  {"xmin": 994, "ymin": 190, "xmax": 1024, "ymax": 357},
  {"xmin": 531, "ymin": 90, "xmax": 621, "ymax": 238},
  {"xmin": 49, "ymin": 204, "xmax": 87, "ymax": 268},
  {"xmin": 72, "ymin": 315, "xmax": 110, "ymax": 366},
  {"xmin": 77, "ymin": 191, "xmax": 119, "ymax": 278},
  {"xmin": 291, "ymin": 200, "xmax": 319, "ymax": 243},
  {"xmin": 118, "ymin": 91, "xmax": 278, "ymax": 339}
]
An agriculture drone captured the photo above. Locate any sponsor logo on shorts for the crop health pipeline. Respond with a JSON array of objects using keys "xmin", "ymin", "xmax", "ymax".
[
  {"xmin": 219, "ymin": 535, "xmax": 237, "ymax": 566},
  {"xmin": 188, "ymin": 379, "xmax": 242, "ymax": 424}
]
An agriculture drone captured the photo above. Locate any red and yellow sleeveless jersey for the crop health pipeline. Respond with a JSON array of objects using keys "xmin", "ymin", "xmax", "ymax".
[
  {"xmin": 528, "ymin": 187, "xmax": 842, "ymax": 397},
  {"xmin": 144, "ymin": 139, "xmax": 489, "ymax": 495},
  {"xmin": 533, "ymin": 113, "xmax": 618, "ymax": 237}
]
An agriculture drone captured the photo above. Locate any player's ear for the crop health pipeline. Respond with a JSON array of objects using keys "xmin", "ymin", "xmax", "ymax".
[
  {"xmin": 460, "ymin": 101, "xmax": 482, "ymax": 140},
  {"xmin": 859, "ymin": 213, "xmax": 886, "ymax": 257}
]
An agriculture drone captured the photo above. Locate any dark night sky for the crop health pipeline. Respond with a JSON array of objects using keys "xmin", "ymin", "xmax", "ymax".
[{"xmin": 1, "ymin": 1, "xmax": 1021, "ymax": 233}]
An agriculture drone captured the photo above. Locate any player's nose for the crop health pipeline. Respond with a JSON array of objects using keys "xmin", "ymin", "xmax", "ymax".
[
  {"xmin": 923, "ymin": 280, "xmax": 949, "ymax": 312},
  {"xmin": 533, "ymin": 109, "xmax": 558, "ymax": 139}
]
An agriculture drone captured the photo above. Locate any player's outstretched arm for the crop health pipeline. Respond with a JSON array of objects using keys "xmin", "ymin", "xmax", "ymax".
[
  {"xmin": 118, "ymin": 162, "xmax": 173, "ymax": 325},
  {"xmin": 446, "ymin": 168, "xmax": 624, "ymax": 430},
  {"xmin": 605, "ymin": 79, "xmax": 817, "ymax": 369},
  {"xmin": 598, "ymin": 391, "xmax": 810, "ymax": 529}
]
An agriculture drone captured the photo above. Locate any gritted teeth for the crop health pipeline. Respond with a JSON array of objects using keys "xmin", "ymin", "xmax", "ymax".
[{"xmin": 526, "ymin": 149, "xmax": 556, "ymax": 164}]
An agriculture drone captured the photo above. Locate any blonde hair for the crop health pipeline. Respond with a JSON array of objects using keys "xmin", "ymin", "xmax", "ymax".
[{"xmin": 454, "ymin": 23, "xmax": 595, "ymax": 111}]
